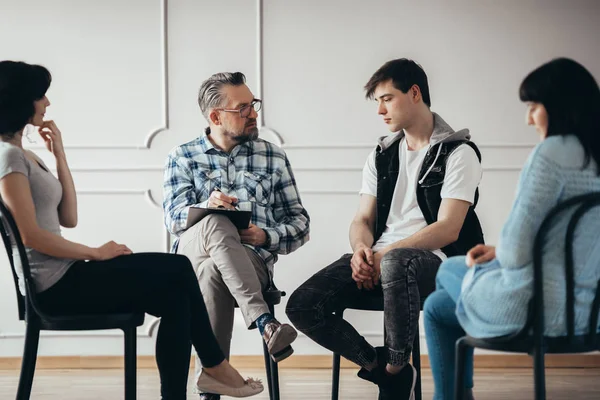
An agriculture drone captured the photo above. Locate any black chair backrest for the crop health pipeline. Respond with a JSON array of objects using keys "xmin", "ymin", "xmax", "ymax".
[
  {"xmin": 530, "ymin": 192, "xmax": 600, "ymax": 346},
  {"xmin": 0, "ymin": 200, "xmax": 29, "ymax": 320},
  {"xmin": 0, "ymin": 200, "xmax": 47, "ymax": 322}
]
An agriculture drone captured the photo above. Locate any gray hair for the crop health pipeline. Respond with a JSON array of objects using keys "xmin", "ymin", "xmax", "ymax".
[{"xmin": 197, "ymin": 72, "xmax": 246, "ymax": 121}]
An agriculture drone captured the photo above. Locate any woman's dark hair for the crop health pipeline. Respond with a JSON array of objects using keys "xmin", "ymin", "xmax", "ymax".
[
  {"xmin": 0, "ymin": 61, "xmax": 52, "ymax": 137},
  {"xmin": 519, "ymin": 57, "xmax": 600, "ymax": 174}
]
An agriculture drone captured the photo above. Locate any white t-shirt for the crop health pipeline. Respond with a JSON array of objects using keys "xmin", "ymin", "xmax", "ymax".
[{"xmin": 359, "ymin": 138, "xmax": 482, "ymax": 260}]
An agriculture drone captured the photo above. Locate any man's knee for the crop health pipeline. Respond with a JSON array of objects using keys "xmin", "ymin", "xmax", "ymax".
[
  {"xmin": 196, "ymin": 214, "xmax": 237, "ymax": 236},
  {"xmin": 286, "ymin": 257, "xmax": 351, "ymax": 331},
  {"xmin": 380, "ymin": 248, "xmax": 418, "ymax": 282},
  {"xmin": 285, "ymin": 286, "xmax": 324, "ymax": 332}
]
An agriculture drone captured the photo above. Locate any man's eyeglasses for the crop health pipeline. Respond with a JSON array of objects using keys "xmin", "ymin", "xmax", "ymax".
[{"xmin": 215, "ymin": 99, "xmax": 262, "ymax": 118}]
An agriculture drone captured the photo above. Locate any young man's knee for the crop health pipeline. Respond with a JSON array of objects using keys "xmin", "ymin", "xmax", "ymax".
[
  {"xmin": 380, "ymin": 248, "xmax": 416, "ymax": 281},
  {"xmin": 285, "ymin": 288, "xmax": 323, "ymax": 332}
]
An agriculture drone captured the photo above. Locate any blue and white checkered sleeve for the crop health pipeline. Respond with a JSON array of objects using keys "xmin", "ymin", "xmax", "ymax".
[
  {"xmin": 265, "ymin": 154, "xmax": 310, "ymax": 254},
  {"xmin": 162, "ymin": 153, "xmax": 198, "ymax": 236}
]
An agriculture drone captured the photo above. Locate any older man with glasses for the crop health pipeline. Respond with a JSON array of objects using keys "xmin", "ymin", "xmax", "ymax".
[{"xmin": 163, "ymin": 72, "xmax": 310, "ymax": 400}]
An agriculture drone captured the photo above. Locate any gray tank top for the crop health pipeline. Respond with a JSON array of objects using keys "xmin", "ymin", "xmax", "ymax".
[{"xmin": 0, "ymin": 142, "xmax": 75, "ymax": 294}]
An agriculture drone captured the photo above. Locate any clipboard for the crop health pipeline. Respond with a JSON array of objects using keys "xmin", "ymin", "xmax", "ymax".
[{"xmin": 185, "ymin": 206, "xmax": 252, "ymax": 230}]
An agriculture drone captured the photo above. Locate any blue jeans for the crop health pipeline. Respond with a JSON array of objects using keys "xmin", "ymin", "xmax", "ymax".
[{"xmin": 423, "ymin": 256, "xmax": 474, "ymax": 400}]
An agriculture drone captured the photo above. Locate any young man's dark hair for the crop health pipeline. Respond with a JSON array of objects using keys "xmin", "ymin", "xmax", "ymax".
[{"xmin": 364, "ymin": 58, "xmax": 431, "ymax": 107}]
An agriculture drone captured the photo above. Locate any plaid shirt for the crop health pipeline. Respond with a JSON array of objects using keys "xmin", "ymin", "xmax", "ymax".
[{"xmin": 163, "ymin": 135, "xmax": 310, "ymax": 271}]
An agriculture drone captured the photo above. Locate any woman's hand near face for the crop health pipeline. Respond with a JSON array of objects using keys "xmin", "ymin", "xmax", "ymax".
[
  {"xmin": 35, "ymin": 120, "xmax": 78, "ymax": 228},
  {"xmin": 38, "ymin": 120, "xmax": 65, "ymax": 159}
]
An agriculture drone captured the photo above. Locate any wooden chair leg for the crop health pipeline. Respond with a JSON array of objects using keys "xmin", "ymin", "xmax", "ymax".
[
  {"xmin": 17, "ymin": 322, "xmax": 40, "ymax": 400},
  {"xmin": 124, "ymin": 327, "xmax": 137, "ymax": 400}
]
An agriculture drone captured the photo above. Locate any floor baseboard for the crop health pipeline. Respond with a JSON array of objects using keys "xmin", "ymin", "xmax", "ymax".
[{"xmin": 0, "ymin": 354, "xmax": 598, "ymax": 370}]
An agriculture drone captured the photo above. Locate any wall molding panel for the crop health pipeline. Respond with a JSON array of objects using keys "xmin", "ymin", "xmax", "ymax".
[
  {"xmin": 25, "ymin": 0, "xmax": 170, "ymax": 151},
  {"xmin": 1, "ymin": 0, "xmax": 598, "ymax": 360}
]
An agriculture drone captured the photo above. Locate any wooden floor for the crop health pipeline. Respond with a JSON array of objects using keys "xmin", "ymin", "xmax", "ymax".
[{"xmin": 0, "ymin": 368, "xmax": 599, "ymax": 399}]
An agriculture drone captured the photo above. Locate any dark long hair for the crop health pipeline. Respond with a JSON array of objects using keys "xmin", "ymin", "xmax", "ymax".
[
  {"xmin": 0, "ymin": 61, "xmax": 52, "ymax": 138},
  {"xmin": 519, "ymin": 58, "xmax": 600, "ymax": 174}
]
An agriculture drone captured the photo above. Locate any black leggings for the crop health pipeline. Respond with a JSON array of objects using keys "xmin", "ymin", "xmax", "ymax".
[{"xmin": 37, "ymin": 253, "xmax": 225, "ymax": 400}]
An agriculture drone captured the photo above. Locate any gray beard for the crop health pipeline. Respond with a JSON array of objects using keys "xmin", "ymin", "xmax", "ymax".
[{"xmin": 231, "ymin": 127, "xmax": 259, "ymax": 144}]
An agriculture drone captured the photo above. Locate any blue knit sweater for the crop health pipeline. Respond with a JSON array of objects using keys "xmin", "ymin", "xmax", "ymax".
[{"xmin": 457, "ymin": 135, "xmax": 600, "ymax": 338}]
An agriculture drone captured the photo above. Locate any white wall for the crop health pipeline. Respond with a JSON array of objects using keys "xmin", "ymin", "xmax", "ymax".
[{"xmin": 0, "ymin": 0, "xmax": 599, "ymax": 358}]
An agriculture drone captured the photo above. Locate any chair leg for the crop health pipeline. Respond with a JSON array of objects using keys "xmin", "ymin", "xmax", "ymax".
[
  {"xmin": 412, "ymin": 327, "xmax": 422, "ymax": 400},
  {"xmin": 262, "ymin": 303, "xmax": 281, "ymax": 400},
  {"xmin": 16, "ymin": 322, "xmax": 40, "ymax": 400},
  {"xmin": 124, "ymin": 327, "xmax": 137, "ymax": 400},
  {"xmin": 532, "ymin": 346, "xmax": 546, "ymax": 400},
  {"xmin": 262, "ymin": 340, "xmax": 274, "ymax": 400},
  {"xmin": 331, "ymin": 352, "xmax": 341, "ymax": 400},
  {"xmin": 269, "ymin": 304, "xmax": 281, "ymax": 400},
  {"xmin": 270, "ymin": 355, "xmax": 281, "ymax": 400},
  {"xmin": 454, "ymin": 337, "xmax": 469, "ymax": 400},
  {"xmin": 331, "ymin": 309, "xmax": 343, "ymax": 400}
]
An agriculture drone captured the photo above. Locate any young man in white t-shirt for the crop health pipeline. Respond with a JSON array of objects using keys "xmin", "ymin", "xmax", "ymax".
[{"xmin": 286, "ymin": 59, "xmax": 483, "ymax": 400}]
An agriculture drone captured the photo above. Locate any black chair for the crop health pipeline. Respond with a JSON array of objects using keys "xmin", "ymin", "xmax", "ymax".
[
  {"xmin": 234, "ymin": 282, "xmax": 286, "ymax": 400},
  {"xmin": 0, "ymin": 200, "xmax": 145, "ymax": 400},
  {"xmin": 331, "ymin": 295, "xmax": 424, "ymax": 400},
  {"xmin": 455, "ymin": 192, "xmax": 600, "ymax": 400}
]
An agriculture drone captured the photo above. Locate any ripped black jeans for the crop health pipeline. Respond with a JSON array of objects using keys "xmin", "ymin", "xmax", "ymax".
[{"xmin": 286, "ymin": 248, "xmax": 441, "ymax": 366}]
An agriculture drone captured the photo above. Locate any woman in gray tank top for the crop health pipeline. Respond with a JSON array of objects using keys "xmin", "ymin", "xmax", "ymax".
[{"xmin": 0, "ymin": 61, "xmax": 263, "ymax": 399}]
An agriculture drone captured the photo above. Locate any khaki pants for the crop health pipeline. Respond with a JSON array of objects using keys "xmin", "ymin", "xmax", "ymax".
[{"xmin": 177, "ymin": 214, "xmax": 270, "ymax": 381}]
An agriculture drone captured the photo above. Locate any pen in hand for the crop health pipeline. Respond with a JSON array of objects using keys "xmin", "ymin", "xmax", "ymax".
[{"xmin": 211, "ymin": 187, "xmax": 239, "ymax": 210}]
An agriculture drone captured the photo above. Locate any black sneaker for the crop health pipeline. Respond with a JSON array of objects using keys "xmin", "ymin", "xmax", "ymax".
[
  {"xmin": 357, "ymin": 346, "xmax": 387, "ymax": 384},
  {"xmin": 377, "ymin": 363, "xmax": 417, "ymax": 400}
]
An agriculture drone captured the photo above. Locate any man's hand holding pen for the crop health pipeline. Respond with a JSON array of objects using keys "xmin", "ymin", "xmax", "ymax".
[{"xmin": 208, "ymin": 188, "xmax": 238, "ymax": 210}]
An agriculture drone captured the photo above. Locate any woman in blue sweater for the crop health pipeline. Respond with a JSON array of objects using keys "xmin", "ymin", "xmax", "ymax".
[{"xmin": 423, "ymin": 58, "xmax": 600, "ymax": 400}]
